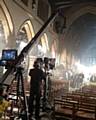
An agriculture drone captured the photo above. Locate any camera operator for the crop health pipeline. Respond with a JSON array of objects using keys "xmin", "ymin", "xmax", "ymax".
[{"xmin": 28, "ymin": 60, "xmax": 45, "ymax": 120}]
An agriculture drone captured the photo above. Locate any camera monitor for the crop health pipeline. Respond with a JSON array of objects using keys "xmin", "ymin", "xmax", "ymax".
[{"xmin": 2, "ymin": 49, "xmax": 17, "ymax": 61}]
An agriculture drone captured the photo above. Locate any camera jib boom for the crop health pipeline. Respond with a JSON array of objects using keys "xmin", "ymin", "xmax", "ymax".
[{"xmin": 0, "ymin": 11, "xmax": 58, "ymax": 120}]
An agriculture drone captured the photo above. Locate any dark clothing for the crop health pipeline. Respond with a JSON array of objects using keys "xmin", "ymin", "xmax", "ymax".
[
  {"xmin": 29, "ymin": 68, "xmax": 44, "ymax": 119},
  {"xmin": 29, "ymin": 68, "xmax": 44, "ymax": 93}
]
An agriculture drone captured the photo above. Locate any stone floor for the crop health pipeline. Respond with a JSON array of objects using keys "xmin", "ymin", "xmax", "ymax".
[{"xmin": 37, "ymin": 112, "xmax": 53, "ymax": 120}]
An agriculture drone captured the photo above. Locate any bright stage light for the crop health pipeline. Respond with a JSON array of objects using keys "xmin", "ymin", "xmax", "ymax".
[{"xmin": 75, "ymin": 62, "xmax": 96, "ymax": 84}]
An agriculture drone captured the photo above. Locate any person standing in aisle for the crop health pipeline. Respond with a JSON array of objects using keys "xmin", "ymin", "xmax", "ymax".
[{"xmin": 28, "ymin": 60, "xmax": 45, "ymax": 120}]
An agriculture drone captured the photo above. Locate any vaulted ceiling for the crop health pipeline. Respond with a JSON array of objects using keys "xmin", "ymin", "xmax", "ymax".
[
  {"xmin": 48, "ymin": 0, "xmax": 96, "ymax": 11},
  {"xmin": 48, "ymin": 0, "xmax": 96, "ymax": 66},
  {"xmin": 65, "ymin": 13, "xmax": 96, "ymax": 56}
]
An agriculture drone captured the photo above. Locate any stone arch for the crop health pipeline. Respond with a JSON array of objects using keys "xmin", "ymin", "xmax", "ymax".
[
  {"xmin": 0, "ymin": 1, "xmax": 14, "ymax": 75},
  {"xmin": 62, "ymin": 5, "xmax": 96, "ymax": 63},
  {"xmin": 0, "ymin": 1, "xmax": 14, "ymax": 45},
  {"xmin": 64, "ymin": 5, "xmax": 96, "ymax": 39},
  {"xmin": 39, "ymin": 33, "xmax": 49, "ymax": 56},
  {"xmin": 16, "ymin": 19, "xmax": 35, "ymax": 52},
  {"xmin": 17, "ymin": 19, "xmax": 35, "ymax": 41},
  {"xmin": 16, "ymin": 19, "xmax": 36, "ymax": 83},
  {"xmin": 0, "ymin": 2, "xmax": 14, "ymax": 52},
  {"xmin": 65, "ymin": 5, "xmax": 96, "ymax": 35}
]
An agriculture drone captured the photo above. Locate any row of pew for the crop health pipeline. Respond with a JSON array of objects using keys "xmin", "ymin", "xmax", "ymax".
[{"xmin": 53, "ymin": 85, "xmax": 96, "ymax": 120}]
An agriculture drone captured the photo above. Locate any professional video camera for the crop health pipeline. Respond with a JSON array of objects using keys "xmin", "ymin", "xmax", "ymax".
[
  {"xmin": 35, "ymin": 57, "xmax": 55, "ymax": 111},
  {"xmin": 35, "ymin": 57, "xmax": 56, "ymax": 70},
  {"xmin": 0, "ymin": 49, "xmax": 18, "ymax": 69}
]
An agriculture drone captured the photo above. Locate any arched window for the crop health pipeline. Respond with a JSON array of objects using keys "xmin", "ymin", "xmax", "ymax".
[
  {"xmin": 0, "ymin": 21, "xmax": 6, "ymax": 58},
  {"xmin": 36, "ymin": 33, "xmax": 49, "ymax": 57},
  {"xmin": 16, "ymin": 20, "xmax": 35, "ymax": 81},
  {"xmin": 0, "ymin": 4, "xmax": 13, "ymax": 74},
  {"xmin": 16, "ymin": 20, "xmax": 35, "ymax": 54}
]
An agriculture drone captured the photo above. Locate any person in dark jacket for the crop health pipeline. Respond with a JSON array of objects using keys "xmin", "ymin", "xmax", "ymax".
[{"xmin": 28, "ymin": 61, "xmax": 45, "ymax": 120}]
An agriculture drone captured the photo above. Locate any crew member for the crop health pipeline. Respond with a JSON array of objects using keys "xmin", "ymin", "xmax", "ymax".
[{"xmin": 29, "ymin": 60, "xmax": 45, "ymax": 120}]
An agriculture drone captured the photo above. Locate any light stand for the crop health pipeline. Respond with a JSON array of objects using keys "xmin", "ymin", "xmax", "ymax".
[
  {"xmin": 42, "ymin": 66, "xmax": 52, "ymax": 112},
  {"xmin": 42, "ymin": 68, "xmax": 47, "ymax": 111}
]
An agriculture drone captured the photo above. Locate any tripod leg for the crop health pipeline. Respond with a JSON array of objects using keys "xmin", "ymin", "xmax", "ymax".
[
  {"xmin": 15, "ymin": 70, "xmax": 29, "ymax": 120},
  {"xmin": 15, "ymin": 74, "xmax": 22, "ymax": 116},
  {"xmin": 20, "ymin": 72, "xmax": 29, "ymax": 120}
]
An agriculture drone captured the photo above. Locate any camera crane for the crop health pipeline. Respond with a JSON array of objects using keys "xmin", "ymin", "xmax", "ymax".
[
  {"xmin": 0, "ymin": 11, "xmax": 58, "ymax": 120},
  {"xmin": 0, "ymin": 11, "xmax": 58, "ymax": 85},
  {"xmin": 0, "ymin": 1, "xmax": 95, "ymax": 119}
]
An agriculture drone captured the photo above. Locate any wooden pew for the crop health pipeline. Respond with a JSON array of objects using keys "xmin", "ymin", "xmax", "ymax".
[
  {"xmin": 75, "ymin": 100, "xmax": 96, "ymax": 120},
  {"xmin": 54, "ymin": 98, "xmax": 78, "ymax": 120},
  {"xmin": 54, "ymin": 92, "xmax": 96, "ymax": 120}
]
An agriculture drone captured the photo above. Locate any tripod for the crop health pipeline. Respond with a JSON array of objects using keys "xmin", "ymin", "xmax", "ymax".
[{"xmin": 15, "ymin": 66, "xmax": 29, "ymax": 120}]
